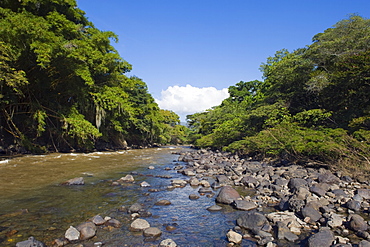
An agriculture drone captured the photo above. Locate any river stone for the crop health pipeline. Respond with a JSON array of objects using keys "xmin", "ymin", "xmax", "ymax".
[
  {"xmin": 199, "ymin": 187, "xmax": 213, "ymax": 194},
  {"xmin": 16, "ymin": 236, "xmax": 45, "ymax": 247},
  {"xmin": 155, "ymin": 199, "xmax": 171, "ymax": 206},
  {"xmin": 237, "ymin": 212, "xmax": 268, "ymax": 230},
  {"xmin": 106, "ymin": 218, "xmax": 121, "ymax": 228},
  {"xmin": 307, "ymin": 227, "xmax": 334, "ymax": 247},
  {"xmin": 348, "ymin": 214, "xmax": 368, "ymax": 231},
  {"xmin": 140, "ymin": 181, "xmax": 151, "ymax": 187},
  {"xmin": 76, "ymin": 222, "xmax": 96, "ymax": 240},
  {"xmin": 216, "ymin": 175, "xmax": 229, "ymax": 184},
  {"xmin": 159, "ymin": 238, "xmax": 177, "ymax": 247},
  {"xmin": 119, "ymin": 174, "xmax": 134, "ymax": 182},
  {"xmin": 91, "ymin": 215, "xmax": 106, "ymax": 225},
  {"xmin": 189, "ymin": 194, "xmax": 200, "ymax": 200},
  {"xmin": 216, "ymin": 186, "xmax": 241, "ymax": 204},
  {"xmin": 65, "ymin": 226, "xmax": 80, "ymax": 241},
  {"xmin": 226, "ymin": 230, "xmax": 242, "ymax": 244},
  {"xmin": 346, "ymin": 199, "xmax": 361, "ymax": 211},
  {"xmin": 171, "ymin": 179, "xmax": 187, "ymax": 186},
  {"xmin": 357, "ymin": 189, "xmax": 370, "ymax": 200},
  {"xmin": 143, "ymin": 227, "xmax": 162, "ymax": 237},
  {"xmin": 301, "ymin": 206, "xmax": 322, "ymax": 223},
  {"xmin": 276, "ymin": 221, "xmax": 299, "ymax": 242},
  {"xmin": 199, "ymin": 180, "xmax": 211, "ymax": 187},
  {"xmin": 189, "ymin": 177, "xmax": 200, "ymax": 186},
  {"xmin": 128, "ymin": 202, "xmax": 143, "ymax": 213},
  {"xmin": 359, "ymin": 240, "xmax": 370, "ymax": 247},
  {"xmin": 288, "ymin": 178, "xmax": 308, "ymax": 192},
  {"xmin": 309, "ymin": 185, "xmax": 327, "ymax": 197},
  {"xmin": 131, "ymin": 218, "xmax": 150, "ymax": 231},
  {"xmin": 241, "ymin": 176, "xmax": 259, "ymax": 187},
  {"xmin": 317, "ymin": 172, "xmax": 340, "ymax": 184},
  {"xmin": 62, "ymin": 177, "xmax": 84, "ymax": 185},
  {"xmin": 233, "ymin": 200, "xmax": 257, "ymax": 211},
  {"xmin": 327, "ymin": 212, "xmax": 344, "ymax": 228},
  {"xmin": 207, "ymin": 205, "xmax": 223, "ymax": 211}
]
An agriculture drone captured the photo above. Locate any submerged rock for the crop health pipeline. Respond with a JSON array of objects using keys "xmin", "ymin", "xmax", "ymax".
[
  {"xmin": 16, "ymin": 236, "xmax": 45, "ymax": 247},
  {"xmin": 62, "ymin": 177, "xmax": 84, "ymax": 185}
]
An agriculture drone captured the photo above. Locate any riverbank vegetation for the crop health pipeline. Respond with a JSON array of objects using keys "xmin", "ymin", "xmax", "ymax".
[
  {"xmin": 187, "ymin": 15, "xmax": 370, "ymax": 175},
  {"xmin": 0, "ymin": 0, "xmax": 187, "ymax": 154}
]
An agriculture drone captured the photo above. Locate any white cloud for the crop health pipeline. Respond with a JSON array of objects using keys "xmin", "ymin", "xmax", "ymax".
[{"xmin": 155, "ymin": 84, "xmax": 229, "ymax": 121}]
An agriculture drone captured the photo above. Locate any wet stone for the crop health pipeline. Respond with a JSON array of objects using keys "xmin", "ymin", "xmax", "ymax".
[
  {"xmin": 91, "ymin": 215, "xmax": 106, "ymax": 225},
  {"xmin": 233, "ymin": 200, "xmax": 257, "ymax": 211},
  {"xmin": 65, "ymin": 226, "xmax": 80, "ymax": 241},
  {"xmin": 143, "ymin": 227, "xmax": 162, "ymax": 237},
  {"xmin": 155, "ymin": 199, "xmax": 171, "ymax": 206},
  {"xmin": 207, "ymin": 205, "xmax": 223, "ymax": 211},
  {"xmin": 189, "ymin": 194, "xmax": 200, "ymax": 200},
  {"xmin": 130, "ymin": 218, "xmax": 150, "ymax": 231}
]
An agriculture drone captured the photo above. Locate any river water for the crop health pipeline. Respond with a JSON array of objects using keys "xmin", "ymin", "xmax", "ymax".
[{"xmin": 0, "ymin": 147, "xmax": 253, "ymax": 247}]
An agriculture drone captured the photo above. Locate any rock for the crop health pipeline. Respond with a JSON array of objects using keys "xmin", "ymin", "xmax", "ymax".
[
  {"xmin": 189, "ymin": 194, "xmax": 200, "ymax": 200},
  {"xmin": 276, "ymin": 221, "xmax": 299, "ymax": 242},
  {"xmin": 128, "ymin": 202, "xmax": 143, "ymax": 213},
  {"xmin": 143, "ymin": 227, "xmax": 162, "ymax": 237},
  {"xmin": 199, "ymin": 187, "xmax": 213, "ymax": 194},
  {"xmin": 140, "ymin": 181, "xmax": 151, "ymax": 187},
  {"xmin": 348, "ymin": 214, "xmax": 368, "ymax": 231},
  {"xmin": 62, "ymin": 177, "xmax": 84, "ymax": 185},
  {"xmin": 287, "ymin": 197, "xmax": 306, "ymax": 212},
  {"xmin": 76, "ymin": 222, "xmax": 96, "ymax": 240},
  {"xmin": 346, "ymin": 199, "xmax": 361, "ymax": 211},
  {"xmin": 241, "ymin": 176, "xmax": 258, "ymax": 187},
  {"xmin": 148, "ymin": 166, "xmax": 155, "ymax": 169},
  {"xmin": 216, "ymin": 175, "xmax": 229, "ymax": 184},
  {"xmin": 199, "ymin": 180, "xmax": 211, "ymax": 187},
  {"xmin": 207, "ymin": 205, "xmax": 223, "ymax": 211},
  {"xmin": 118, "ymin": 174, "xmax": 134, "ymax": 182},
  {"xmin": 106, "ymin": 218, "xmax": 121, "ymax": 228},
  {"xmin": 327, "ymin": 212, "xmax": 344, "ymax": 228},
  {"xmin": 307, "ymin": 227, "xmax": 334, "ymax": 247},
  {"xmin": 155, "ymin": 199, "xmax": 171, "ymax": 206},
  {"xmin": 288, "ymin": 178, "xmax": 308, "ymax": 192},
  {"xmin": 357, "ymin": 189, "xmax": 370, "ymax": 199},
  {"xmin": 309, "ymin": 185, "xmax": 327, "ymax": 197},
  {"xmin": 226, "ymin": 230, "xmax": 242, "ymax": 244},
  {"xmin": 65, "ymin": 226, "xmax": 80, "ymax": 241},
  {"xmin": 91, "ymin": 215, "xmax": 106, "ymax": 225},
  {"xmin": 233, "ymin": 200, "xmax": 257, "ymax": 211},
  {"xmin": 16, "ymin": 236, "xmax": 45, "ymax": 247},
  {"xmin": 359, "ymin": 240, "xmax": 370, "ymax": 247},
  {"xmin": 318, "ymin": 172, "xmax": 340, "ymax": 184},
  {"xmin": 171, "ymin": 179, "xmax": 187, "ymax": 187},
  {"xmin": 159, "ymin": 238, "xmax": 177, "ymax": 247},
  {"xmin": 131, "ymin": 218, "xmax": 150, "ymax": 231},
  {"xmin": 189, "ymin": 177, "xmax": 200, "ymax": 186},
  {"xmin": 216, "ymin": 186, "xmax": 241, "ymax": 204},
  {"xmin": 301, "ymin": 206, "xmax": 322, "ymax": 223},
  {"xmin": 237, "ymin": 212, "xmax": 268, "ymax": 230}
]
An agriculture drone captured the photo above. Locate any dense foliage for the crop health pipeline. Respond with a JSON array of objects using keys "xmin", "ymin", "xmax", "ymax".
[
  {"xmin": 187, "ymin": 15, "xmax": 370, "ymax": 173},
  {"xmin": 0, "ymin": 0, "xmax": 186, "ymax": 153}
]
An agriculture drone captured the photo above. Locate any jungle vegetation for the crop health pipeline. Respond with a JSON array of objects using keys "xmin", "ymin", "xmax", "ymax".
[
  {"xmin": 187, "ymin": 15, "xmax": 370, "ymax": 174},
  {"xmin": 0, "ymin": 0, "xmax": 187, "ymax": 154}
]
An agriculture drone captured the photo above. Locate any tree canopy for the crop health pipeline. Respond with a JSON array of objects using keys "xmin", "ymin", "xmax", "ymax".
[
  {"xmin": 187, "ymin": 15, "xmax": 370, "ymax": 174},
  {"xmin": 0, "ymin": 0, "xmax": 186, "ymax": 153}
]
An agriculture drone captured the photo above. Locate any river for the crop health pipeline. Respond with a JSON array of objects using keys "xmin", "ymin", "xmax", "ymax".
[{"xmin": 0, "ymin": 146, "xmax": 249, "ymax": 247}]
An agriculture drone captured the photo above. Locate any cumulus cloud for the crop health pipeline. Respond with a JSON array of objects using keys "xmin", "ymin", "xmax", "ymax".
[{"xmin": 155, "ymin": 84, "xmax": 229, "ymax": 121}]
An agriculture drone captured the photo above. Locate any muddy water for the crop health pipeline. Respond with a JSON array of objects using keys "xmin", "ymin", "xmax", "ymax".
[{"xmin": 0, "ymin": 147, "xmax": 253, "ymax": 247}]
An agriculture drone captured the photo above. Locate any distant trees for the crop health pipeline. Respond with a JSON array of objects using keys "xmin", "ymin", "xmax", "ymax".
[
  {"xmin": 0, "ymin": 0, "xmax": 185, "ymax": 153},
  {"xmin": 187, "ymin": 15, "xmax": 370, "ymax": 172}
]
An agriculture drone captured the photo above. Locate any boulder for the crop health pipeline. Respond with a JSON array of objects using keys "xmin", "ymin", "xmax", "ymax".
[
  {"xmin": 159, "ymin": 238, "xmax": 177, "ymax": 247},
  {"xmin": 131, "ymin": 218, "xmax": 150, "ymax": 231},
  {"xmin": 226, "ymin": 230, "xmax": 242, "ymax": 244},
  {"xmin": 237, "ymin": 212, "xmax": 268, "ymax": 230},
  {"xmin": 65, "ymin": 226, "xmax": 80, "ymax": 241},
  {"xmin": 216, "ymin": 186, "xmax": 241, "ymax": 204},
  {"xmin": 233, "ymin": 200, "xmax": 257, "ymax": 211},
  {"xmin": 143, "ymin": 227, "xmax": 162, "ymax": 237},
  {"xmin": 76, "ymin": 222, "xmax": 96, "ymax": 240},
  {"xmin": 16, "ymin": 236, "xmax": 45, "ymax": 247},
  {"xmin": 307, "ymin": 227, "xmax": 334, "ymax": 247}
]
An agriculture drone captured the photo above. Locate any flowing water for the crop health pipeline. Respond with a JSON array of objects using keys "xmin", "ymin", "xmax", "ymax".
[{"xmin": 0, "ymin": 147, "xmax": 255, "ymax": 247}]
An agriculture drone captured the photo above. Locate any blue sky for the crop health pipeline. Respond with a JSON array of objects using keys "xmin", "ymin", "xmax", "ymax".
[{"xmin": 76, "ymin": 0, "xmax": 370, "ymax": 120}]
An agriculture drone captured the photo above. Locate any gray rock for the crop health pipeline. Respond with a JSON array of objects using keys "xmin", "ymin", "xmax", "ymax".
[
  {"xmin": 233, "ymin": 200, "xmax": 257, "ymax": 211},
  {"xmin": 348, "ymin": 214, "xmax": 368, "ymax": 231},
  {"xmin": 159, "ymin": 238, "xmax": 177, "ymax": 247},
  {"xmin": 318, "ymin": 172, "xmax": 340, "ymax": 184},
  {"xmin": 226, "ymin": 230, "xmax": 242, "ymax": 244},
  {"xmin": 65, "ymin": 226, "xmax": 80, "ymax": 241},
  {"xmin": 301, "ymin": 206, "xmax": 322, "ymax": 223},
  {"xmin": 241, "ymin": 176, "xmax": 258, "ymax": 186},
  {"xmin": 199, "ymin": 187, "xmax": 213, "ymax": 194},
  {"xmin": 288, "ymin": 197, "xmax": 306, "ymax": 212},
  {"xmin": 346, "ymin": 199, "xmax": 361, "ymax": 211},
  {"xmin": 189, "ymin": 194, "xmax": 200, "ymax": 200},
  {"xmin": 62, "ymin": 177, "xmax": 84, "ymax": 185},
  {"xmin": 131, "ymin": 218, "xmax": 150, "ymax": 231},
  {"xmin": 359, "ymin": 240, "xmax": 370, "ymax": 247},
  {"xmin": 155, "ymin": 199, "xmax": 171, "ymax": 206},
  {"xmin": 307, "ymin": 227, "xmax": 334, "ymax": 247},
  {"xmin": 106, "ymin": 218, "xmax": 121, "ymax": 228},
  {"xmin": 276, "ymin": 221, "xmax": 299, "ymax": 242},
  {"xmin": 189, "ymin": 177, "xmax": 200, "ymax": 186},
  {"xmin": 143, "ymin": 227, "xmax": 162, "ymax": 237},
  {"xmin": 207, "ymin": 205, "xmax": 223, "ymax": 211},
  {"xmin": 16, "ymin": 236, "xmax": 45, "ymax": 247},
  {"xmin": 215, "ymin": 185, "xmax": 241, "ymax": 204},
  {"xmin": 91, "ymin": 215, "xmax": 106, "ymax": 225},
  {"xmin": 216, "ymin": 175, "xmax": 229, "ymax": 183},
  {"xmin": 118, "ymin": 174, "xmax": 134, "ymax": 182},
  {"xmin": 357, "ymin": 189, "xmax": 370, "ymax": 200},
  {"xmin": 76, "ymin": 222, "xmax": 96, "ymax": 240},
  {"xmin": 128, "ymin": 202, "xmax": 143, "ymax": 213},
  {"xmin": 237, "ymin": 212, "xmax": 268, "ymax": 230},
  {"xmin": 310, "ymin": 185, "xmax": 327, "ymax": 197},
  {"xmin": 288, "ymin": 178, "xmax": 308, "ymax": 192}
]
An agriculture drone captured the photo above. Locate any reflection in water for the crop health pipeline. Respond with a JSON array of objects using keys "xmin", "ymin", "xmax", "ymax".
[{"xmin": 0, "ymin": 147, "xmax": 251, "ymax": 246}]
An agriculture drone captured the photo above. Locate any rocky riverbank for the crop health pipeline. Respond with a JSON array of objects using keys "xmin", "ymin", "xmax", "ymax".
[{"xmin": 14, "ymin": 148, "xmax": 370, "ymax": 246}]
